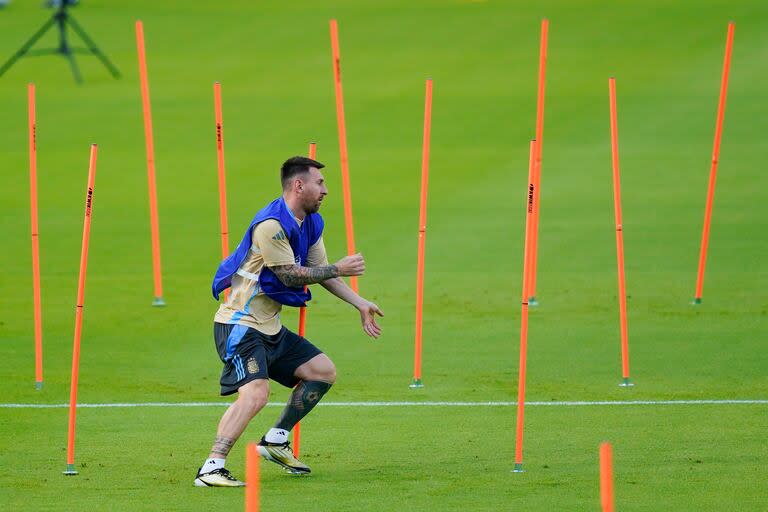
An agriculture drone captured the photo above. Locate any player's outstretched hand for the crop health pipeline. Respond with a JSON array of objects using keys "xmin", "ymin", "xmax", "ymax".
[
  {"xmin": 335, "ymin": 253, "xmax": 365, "ymax": 277},
  {"xmin": 357, "ymin": 300, "xmax": 384, "ymax": 339}
]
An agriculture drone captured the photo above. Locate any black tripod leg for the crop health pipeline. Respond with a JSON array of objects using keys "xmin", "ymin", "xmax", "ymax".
[
  {"xmin": 64, "ymin": 48, "xmax": 83, "ymax": 84},
  {"xmin": 0, "ymin": 16, "xmax": 57, "ymax": 77},
  {"xmin": 66, "ymin": 15, "xmax": 121, "ymax": 79}
]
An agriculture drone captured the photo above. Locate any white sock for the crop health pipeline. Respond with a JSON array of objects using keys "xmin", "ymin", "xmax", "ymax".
[
  {"xmin": 202, "ymin": 457, "xmax": 225, "ymax": 472},
  {"xmin": 264, "ymin": 428, "xmax": 289, "ymax": 444}
]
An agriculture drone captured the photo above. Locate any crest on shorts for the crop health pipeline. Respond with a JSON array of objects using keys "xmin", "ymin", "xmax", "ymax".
[{"xmin": 246, "ymin": 357, "xmax": 260, "ymax": 374}]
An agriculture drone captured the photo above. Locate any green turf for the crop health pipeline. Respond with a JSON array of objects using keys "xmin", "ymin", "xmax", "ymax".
[
  {"xmin": 1, "ymin": 0, "xmax": 767, "ymax": 510},
  {"xmin": 4, "ymin": 405, "xmax": 768, "ymax": 511}
]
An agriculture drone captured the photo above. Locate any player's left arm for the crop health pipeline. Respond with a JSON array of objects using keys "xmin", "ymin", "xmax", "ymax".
[{"xmin": 309, "ymin": 238, "xmax": 384, "ymax": 339}]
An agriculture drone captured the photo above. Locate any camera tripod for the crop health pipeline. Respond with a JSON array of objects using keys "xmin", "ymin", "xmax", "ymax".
[{"xmin": 0, "ymin": 4, "xmax": 120, "ymax": 83}]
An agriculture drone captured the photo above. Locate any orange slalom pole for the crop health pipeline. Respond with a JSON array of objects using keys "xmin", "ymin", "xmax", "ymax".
[
  {"xmin": 293, "ymin": 141, "xmax": 316, "ymax": 457},
  {"xmin": 528, "ymin": 19, "xmax": 549, "ymax": 306},
  {"xmin": 409, "ymin": 79, "xmax": 433, "ymax": 389},
  {"xmin": 136, "ymin": 20, "xmax": 165, "ymax": 307},
  {"xmin": 609, "ymin": 78, "xmax": 633, "ymax": 388},
  {"xmin": 599, "ymin": 442, "xmax": 615, "ymax": 512},
  {"xmin": 513, "ymin": 139, "xmax": 537, "ymax": 473},
  {"xmin": 245, "ymin": 442, "xmax": 260, "ymax": 512},
  {"xmin": 64, "ymin": 144, "xmax": 98, "ymax": 476},
  {"xmin": 694, "ymin": 22, "xmax": 735, "ymax": 304},
  {"xmin": 28, "ymin": 83, "xmax": 43, "ymax": 390},
  {"xmin": 329, "ymin": 19, "xmax": 358, "ymax": 293},
  {"xmin": 213, "ymin": 82, "xmax": 230, "ymax": 302}
]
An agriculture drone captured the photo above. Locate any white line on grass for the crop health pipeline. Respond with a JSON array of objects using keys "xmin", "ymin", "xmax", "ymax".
[{"xmin": 1, "ymin": 399, "xmax": 766, "ymax": 409}]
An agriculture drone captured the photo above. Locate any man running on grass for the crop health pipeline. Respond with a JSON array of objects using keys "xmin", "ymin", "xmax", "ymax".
[{"xmin": 194, "ymin": 156, "xmax": 384, "ymax": 487}]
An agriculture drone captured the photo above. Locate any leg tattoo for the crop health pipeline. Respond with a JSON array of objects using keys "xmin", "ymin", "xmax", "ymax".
[
  {"xmin": 211, "ymin": 436, "xmax": 236, "ymax": 457},
  {"xmin": 274, "ymin": 380, "xmax": 332, "ymax": 432}
]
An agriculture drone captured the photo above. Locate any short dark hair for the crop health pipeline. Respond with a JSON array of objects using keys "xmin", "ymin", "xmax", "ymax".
[{"xmin": 281, "ymin": 156, "xmax": 325, "ymax": 188}]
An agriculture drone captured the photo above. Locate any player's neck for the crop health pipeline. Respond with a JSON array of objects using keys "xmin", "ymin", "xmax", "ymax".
[{"xmin": 283, "ymin": 193, "xmax": 307, "ymax": 221}]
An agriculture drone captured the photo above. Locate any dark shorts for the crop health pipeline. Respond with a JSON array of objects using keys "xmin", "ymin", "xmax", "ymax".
[{"xmin": 213, "ymin": 322, "xmax": 323, "ymax": 396}]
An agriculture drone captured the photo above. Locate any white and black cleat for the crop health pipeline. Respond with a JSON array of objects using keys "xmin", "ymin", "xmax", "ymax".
[
  {"xmin": 193, "ymin": 466, "xmax": 245, "ymax": 487},
  {"xmin": 257, "ymin": 438, "xmax": 311, "ymax": 475}
]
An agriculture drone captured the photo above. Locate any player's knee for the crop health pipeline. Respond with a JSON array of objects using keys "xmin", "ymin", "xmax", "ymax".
[
  {"xmin": 326, "ymin": 362, "xmax": 337, "ymax": 384},
  {"xmin": 317, "ymin": 359, "xmax": 337, "ymax": 384},
  {"xmin": 242, "ymin": 391, "xmax": 268, "ymax": 417},
  {"xmin": 295, "ymin": 354, "xmax": 336, "ymax": 383},
  {"xmin": 239, "ymin": 380, "xmax": 269, "ymax": 416}
]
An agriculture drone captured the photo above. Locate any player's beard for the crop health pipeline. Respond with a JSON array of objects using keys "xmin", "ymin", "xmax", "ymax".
[{"xmin": 305, "ymin": 196, "xmax": 322, "ymax": 214}]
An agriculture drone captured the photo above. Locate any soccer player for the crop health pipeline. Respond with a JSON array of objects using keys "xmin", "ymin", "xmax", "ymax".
[{"xmin": 194, "ymin": 156, "xmax": 384, "ymax": 487}]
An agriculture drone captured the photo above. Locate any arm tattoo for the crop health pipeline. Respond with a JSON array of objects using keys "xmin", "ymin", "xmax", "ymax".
[
  {"xmin": 211, "ymin": 436, "xmax": 236, "ymax": 457},
  {"xmin": 270, "ymin": 263, "xmax": 339, "ymax": 287}
]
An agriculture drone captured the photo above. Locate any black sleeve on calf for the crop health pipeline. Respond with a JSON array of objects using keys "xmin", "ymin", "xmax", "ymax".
[{"xmin": 274, "ymin": 380, "xmax": 333, "ymax": 432}]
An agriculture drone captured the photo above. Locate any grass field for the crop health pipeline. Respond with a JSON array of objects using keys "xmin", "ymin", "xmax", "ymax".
[{"xmin": 1, "ymin": 0, "xmax": 767, "ymax": 510}]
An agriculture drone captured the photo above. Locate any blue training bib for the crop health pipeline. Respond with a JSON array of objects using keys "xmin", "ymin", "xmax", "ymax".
[{"xmin": 211, "ymin": 197, "xmax": 324, "ymax": 307}]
